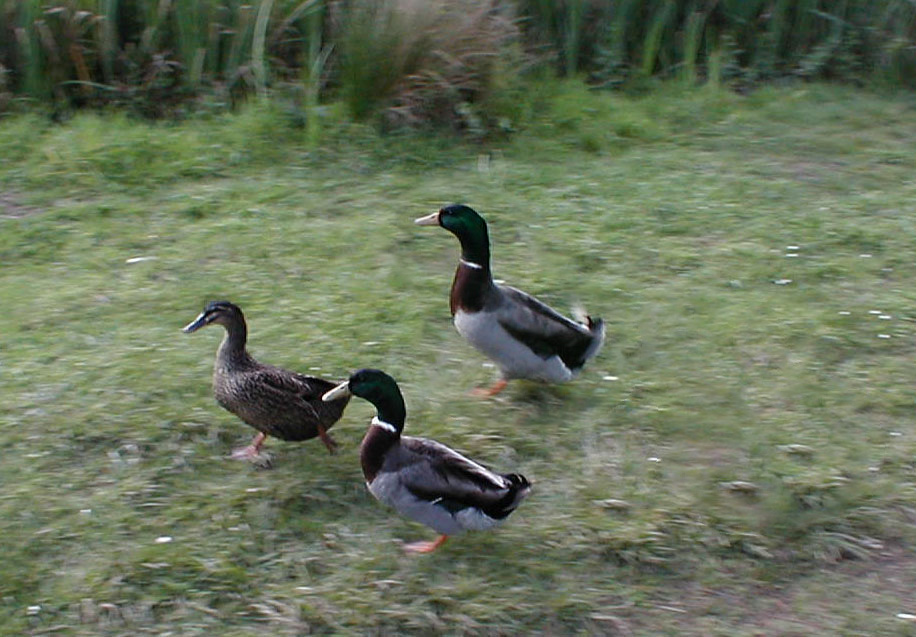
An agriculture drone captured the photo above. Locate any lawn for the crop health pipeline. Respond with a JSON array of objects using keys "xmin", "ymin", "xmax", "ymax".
[{"xmin": 2, "ymin": 82, "xmax": 916, "ymax": 635}]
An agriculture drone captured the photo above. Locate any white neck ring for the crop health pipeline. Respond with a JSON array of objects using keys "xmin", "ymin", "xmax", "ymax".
[
  {"xmin": 460, "ymin": 258, "xmax": 483, "ymax": 270},
  {"xmin": 371, "ymin": 416, "xmax": 398, "ymax": 434}
]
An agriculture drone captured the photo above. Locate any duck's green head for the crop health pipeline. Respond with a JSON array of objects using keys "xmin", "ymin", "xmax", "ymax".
[
  {"xmin": 322, "ymin": 368, "xmax": 406, "ymax": 428},
  {"xmin": 415, "ymin": 204, "xmax": 490, "ymax": 266},
  {"xmin": 182, "ymin": 300, "xmax": 244, "ymax": 333}
]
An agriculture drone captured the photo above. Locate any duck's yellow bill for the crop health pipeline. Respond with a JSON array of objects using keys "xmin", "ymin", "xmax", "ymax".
[
  {"xmin": 414, "ymin": 212, "xmax": 440, "ymax": 226},
  {"xmin": 322, "ymin": 381, "xmax": 352, "ymax": 402}
]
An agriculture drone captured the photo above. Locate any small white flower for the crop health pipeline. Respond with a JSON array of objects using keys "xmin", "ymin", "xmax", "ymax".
[{"xmin": 155, "ymin": 536, "xmax": 173, "ymax": 544}]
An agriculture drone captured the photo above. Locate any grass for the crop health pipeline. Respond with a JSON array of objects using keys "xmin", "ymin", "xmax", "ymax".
[{"xmin": 2, "ymin": 82, "xmax": 916, "ymax": 634}]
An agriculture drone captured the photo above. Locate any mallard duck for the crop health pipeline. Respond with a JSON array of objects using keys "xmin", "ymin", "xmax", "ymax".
[
  {"xmin": 182, "ymin": 301, "xmax": 350, "ymax": 459},
  {"xmin": 322, "ymin": 369, "xmax": 531, "ymax": 553},
  {"xmin": 415, "ymin": 204, "xmax": 605, "ymax": 396}
]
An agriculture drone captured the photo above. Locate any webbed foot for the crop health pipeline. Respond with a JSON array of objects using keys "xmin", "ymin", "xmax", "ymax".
[
  {"xmin": 403, "ymin": 535, "xmax": 449, "ymax": 554},
  {"xmin": 470, "ymin": 379, "xmax": 508, "ymax": 398},
  {"xmin": 230, "ymin": 432, "xmax": 267, "ymax": 460}
]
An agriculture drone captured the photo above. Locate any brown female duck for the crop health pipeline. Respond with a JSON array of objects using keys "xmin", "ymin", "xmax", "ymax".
[{"xmin": 183, "ymin": 301, "xmax": 349, "ymax": 459}]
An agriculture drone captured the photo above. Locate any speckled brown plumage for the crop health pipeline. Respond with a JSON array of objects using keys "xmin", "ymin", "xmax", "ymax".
[{"xmin": 184, "ymin": 301, "xmax": 349, "ymax": 457}]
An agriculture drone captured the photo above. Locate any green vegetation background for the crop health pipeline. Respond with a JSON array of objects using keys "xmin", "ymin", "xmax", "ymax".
[{"xmin": 3, "ymin": 0, "xmax": 916, "ymax": 125}]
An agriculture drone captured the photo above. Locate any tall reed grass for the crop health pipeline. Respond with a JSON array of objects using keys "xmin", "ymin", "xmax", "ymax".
[
  {"xmin": 2, "ymin": 0, "xmax": 915, "ymax": 125},
  {"xmin": 516, "ymin": 0, "xmax": 916, "ymax": 88},
  {"xmin": 1, "ymin": 0, "xmax": 325, "ymax": 113}
]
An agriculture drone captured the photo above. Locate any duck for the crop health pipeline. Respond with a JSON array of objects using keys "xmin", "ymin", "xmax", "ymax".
[
  {"xmin": 322, "ymin": 368, "xmax": 531, "ymax": 553},
  {"xmin": 182, "ymin": 301, "xmax": 350, "ymax": 460},
  {"xmin": 415, "ymin": 204, "xmax": 605, "ymax": 396}
]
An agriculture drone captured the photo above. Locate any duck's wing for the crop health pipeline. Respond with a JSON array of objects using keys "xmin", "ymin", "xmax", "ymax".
[
  {"xmin": 222, "ymin": 368, "xmax": 348, "ymax": 445},
  {"xmin": 261, "ymin": 368, "xmax": 337, "ymax": 400},
  {"xmin": 495, "ymin": 285, "xmax": 598, "ymax": 367},
  {"xmin": 395, "ymin": 437, "xmax": 522, "ymax": 516},
  {"xmin": 240, "ymin": 368, "xmax": 342, "ymax": 405}
]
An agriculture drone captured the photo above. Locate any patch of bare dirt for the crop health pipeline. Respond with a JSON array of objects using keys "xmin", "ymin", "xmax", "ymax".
[{"xmin": 0, "ymin": 191, "xmax": 39, "ymax": 219}]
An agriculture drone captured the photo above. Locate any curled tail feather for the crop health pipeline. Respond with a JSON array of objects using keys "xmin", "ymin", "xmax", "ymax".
[
  {"xmin": 572, "ymin": 305, "xmax": 606, "ymax": 366},
  {"xmin": 489, "ymin": 473, "xmax": 532, "ymax": 519}
]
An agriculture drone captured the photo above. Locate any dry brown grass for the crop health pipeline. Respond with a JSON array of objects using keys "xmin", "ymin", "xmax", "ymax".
[
  {"xmin": 383, "ymin": 0, "xmax": 520, "ymax": 132},
  {"xmin": 335, "ymin": 0, "xmax": 520, "ymax": 132}
]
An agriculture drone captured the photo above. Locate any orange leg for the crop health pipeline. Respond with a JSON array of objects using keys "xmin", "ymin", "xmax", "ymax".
[
  {"xmin": 403, "ymin": 534, "xmax": 449, "ymax": 554},
  {"xmin": 470, "ymin": 379, "xmax": 508, "ymax": 398},
  {"xmin": 317, "ymin": 424, "xmax": 338, "ymax": 454},
  {"xmin": 231, "ymin": 431, "xmax": 267, "ymax": 460}
]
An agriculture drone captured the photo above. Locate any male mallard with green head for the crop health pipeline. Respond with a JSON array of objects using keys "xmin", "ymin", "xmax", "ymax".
[
  {"xmin": 323, "ymin": 369, "xmax": 531, "ymax": 553},
  {"xmin": 183, "ymin": 301, "xmax": 350, "ymax": 460},
  {"xmin": 415, "ymin": 204, "xmax": 605, "ymax": 396}
]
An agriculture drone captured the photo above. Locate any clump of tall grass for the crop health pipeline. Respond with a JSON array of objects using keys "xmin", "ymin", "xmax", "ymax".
[
  {"xmin": 515, "ymin": 0, "xmax": 599, "ymax": 76},
  {"xmin": 334, "ymin": 0, "xmax": 520, "ymax": 133},
  {"xmin": 0, "ymin": 62, "xmax": 10, "ymax": 111}
]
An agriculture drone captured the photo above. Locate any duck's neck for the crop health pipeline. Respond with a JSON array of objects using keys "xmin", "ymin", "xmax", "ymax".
[
  {"xmin": 216, "ymin": 318, "xmax": 252, "ymax": 368},
  {"xmin": 360, "ymin": 399, "xmax": 406, "ymax": 483},
  {"xmin": 450, "ymin": 230, "xmax": 493, "ymax": 315}
]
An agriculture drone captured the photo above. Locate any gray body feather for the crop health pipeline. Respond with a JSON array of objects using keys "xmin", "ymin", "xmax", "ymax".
[
  {"xmin": 367, "ymin": 435, "xmax": 531, "ymax": 536},
  {"xmin": 455, "ymin": 284, "xmax": 605, "ymax": 382}
]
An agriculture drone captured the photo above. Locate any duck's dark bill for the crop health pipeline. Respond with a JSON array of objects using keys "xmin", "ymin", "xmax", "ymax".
[
  {"xmin": 414, "ymin": 212, "xmax": 440, "ymax": 226},
  {"xmin": 182, "ymin": 313, "xmax": 208, "ymax": 333},
  {"xmin": 322, "ymin": 381, "xmax": 352, "ymax": 402}
]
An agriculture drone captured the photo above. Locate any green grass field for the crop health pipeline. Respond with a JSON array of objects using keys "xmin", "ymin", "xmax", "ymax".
[{"xmin": 2, "ymin": 83, "xmax": 916, "ymax": 635}]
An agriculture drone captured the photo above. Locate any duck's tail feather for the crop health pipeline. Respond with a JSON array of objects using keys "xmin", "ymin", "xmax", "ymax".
[
  {"xmin": 489, "ymin": 473, "xmax": 532, "ymax": 519},
  {"xmin": 572, "ymin": 305, "xmax": 606, "ymax": 364},
  {"xmin": 506, "ymin": 473, "xmax": 532, "ymax": 507}
]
